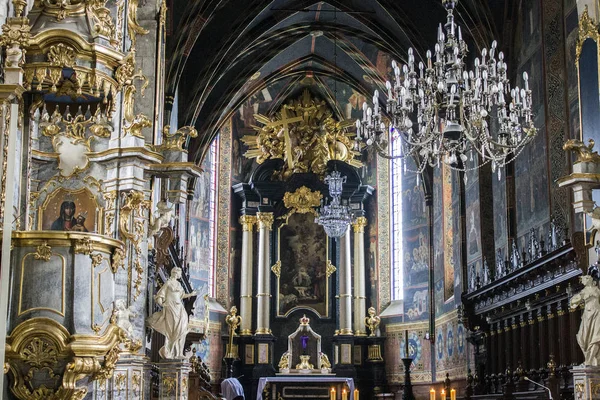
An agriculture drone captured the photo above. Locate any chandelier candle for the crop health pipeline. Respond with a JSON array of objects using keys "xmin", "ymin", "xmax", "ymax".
[{"xmin": 356, "ymin": 0, "xmax": 536, "ymax": 176}]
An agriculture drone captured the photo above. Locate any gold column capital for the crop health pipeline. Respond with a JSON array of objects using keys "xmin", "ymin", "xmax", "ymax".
[
  {"xmin": 256, "ymin": 212, "xmax": 274, "ymax": 231},
  {"xmin": 353, "ymin": 216, "xmax": 368, "ymax": 233},
  {"xmin": 239, "ymin": 215, "xmax": 257, "ymax": 231}
]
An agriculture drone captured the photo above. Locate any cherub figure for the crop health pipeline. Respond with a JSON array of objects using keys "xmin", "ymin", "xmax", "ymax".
[
  {"xmin": 148, "ymin": 200, "xmax": 173, "ymax": 238},
  {"xmin": 113, "ymin": 299, "xmax": 136, "ymax": 338}
]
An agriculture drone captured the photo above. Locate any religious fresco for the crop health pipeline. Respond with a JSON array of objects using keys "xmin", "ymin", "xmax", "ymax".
[
  {"xmin": 434, "ymin": 312, "xmax": 468, "ymax": 381},
  {"xmin": 442, "ymin": 164, "xmax": 455, "ymax": 302},
  {"xmin": 187, "ymin": 140, "xmax": 219, "ymax": 320},
  {"xmin": 277, "ymin": 213, "xmax": 329, "ymax": 317},
  {"xmin": 41, "ymin": 187, "xmax": 98, "ymax": 232},
  {"xmin": 493, "ymin": 174, "xmax": 508, "ymax": 253},
  {"xmin": 384, "ymin": 323, "xmax": 432, "ymax": 383},
  {"xmin": 402, "ymin": 172, "xmax": 427, "ymax": 228}
]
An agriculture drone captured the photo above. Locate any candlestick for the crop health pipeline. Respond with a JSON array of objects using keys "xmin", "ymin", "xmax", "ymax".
[
  {"xmin": 342, "ymin": 388, "xmax": 348, "ymax": 400},
  {"xmin": 450, "ymin": 389, "xmax": 456, "ymax": 400},
  {"xmin": 441, "ymin": 389, "xmax": 446, "ymax": 400},
  {"xmin": 404, "ymin": 330, "xmax": 409, "ymax": 357},
  {"xmin": 429, "ymin": 388, "xmax": 435, "ymax": 400},
  {"xmin": 354, "ymin": 389, "xmax": 359, "ymax": 400},
  {"xmin": 331, "ymin": 388, "xmax": 336, "ymax": 400}
]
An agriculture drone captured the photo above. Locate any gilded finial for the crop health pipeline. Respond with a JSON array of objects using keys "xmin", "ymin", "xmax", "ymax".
[{"xmin": 365, "ymin": 307, "xmax": 381, "ymax": 337}]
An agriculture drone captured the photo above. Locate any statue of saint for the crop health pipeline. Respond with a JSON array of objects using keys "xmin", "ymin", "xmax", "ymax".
[
  {"xmin": 570, "ymin": 274, "xmax": 600, "ymax": 366},
  {"xmin": 147, "ymin": 267, "xmax": 197, "ymax": 359}
]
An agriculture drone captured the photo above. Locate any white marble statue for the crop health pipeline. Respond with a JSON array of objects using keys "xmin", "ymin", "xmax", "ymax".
[
  {"xmin": 570, "ymin": 275, "xmax": 600, "ymax": 366},
  {"xmin": 148, "ymin": 200, "xmax": 173, "ymax": 238},
  {"xmin": 113, "ymin": 299, "xmax": 136, "ymax": 338},
  {"xmin": 147, "ymin": 267, "xmax": 197, "ymax": 359}
]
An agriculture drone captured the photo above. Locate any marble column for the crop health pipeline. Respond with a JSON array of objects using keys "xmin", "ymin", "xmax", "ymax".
[
  {"xmin": 339, "ymin": 226, "xmax": 353, "ymax": 335},
  {"xmin": 256, "ymin": 212, "xmax": 273, "ymax": 335},
  {"xmin": 352, "ymin": 217, "xmax": 367, "ymax": 336},
  {"xmin": 239, "ymin": 215, "xmax": 256, "ymax": 336}
]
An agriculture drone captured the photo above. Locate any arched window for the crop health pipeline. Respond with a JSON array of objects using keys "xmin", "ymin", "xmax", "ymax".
[{"xmin": 390, "ymin": 140, "xmax": 404, "ymax": 301}]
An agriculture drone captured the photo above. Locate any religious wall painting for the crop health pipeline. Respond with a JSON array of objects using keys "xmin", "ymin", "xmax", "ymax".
[
  {"xmin": 276, "ymin": 213, "xmax": 330, "ymax": 317},
  {"xmin": 403, "ymin": 228, "xmax": 429, "ymax": 287},
  {"xmin": 493, "ymin": 173, "xmax": 508, "ymax": 251},
  {"xmin": 466, "ymin": 199, "xmax": 482, "ymax": 261},
  {"xmin": 404, "ymin": 287, "xmax": 428, "ymax": 321},
  {"xmin": 402, "ymin": 173, "xmax": 427, "ymax": 228},
  {"xmin": 40, "ymin": 187, "xmax": 99, "ymax": 232}
]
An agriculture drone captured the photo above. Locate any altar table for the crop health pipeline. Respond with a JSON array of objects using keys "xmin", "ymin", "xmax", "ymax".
[{"xmin": 257, "ymin": 376, "xmax": 355, "ymax": 400}]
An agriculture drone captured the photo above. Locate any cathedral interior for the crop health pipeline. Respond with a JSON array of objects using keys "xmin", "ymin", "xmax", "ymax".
[{"xmin": 1, "ymin": 0, "xmax": 600, "ymax": 399}]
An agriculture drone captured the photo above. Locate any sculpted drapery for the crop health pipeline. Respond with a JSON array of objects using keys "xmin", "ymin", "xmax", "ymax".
[{"xmin": 570, "ymin": 275, "xmax": 600, "ymax": 366}]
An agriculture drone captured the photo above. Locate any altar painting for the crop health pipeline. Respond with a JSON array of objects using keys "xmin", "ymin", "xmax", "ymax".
[
  {"xmin": 40, "ymin": 187, "xmax": 99, "ymax": 232},
  {"xmin": 277, "ymin": 213, "xmax": 330, "ymax": 317}
]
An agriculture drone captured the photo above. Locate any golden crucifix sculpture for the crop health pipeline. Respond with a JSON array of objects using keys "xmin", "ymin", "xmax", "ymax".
[{"xmin": 225, "ymin": 306, "xmax": 242, "ymax": 358}]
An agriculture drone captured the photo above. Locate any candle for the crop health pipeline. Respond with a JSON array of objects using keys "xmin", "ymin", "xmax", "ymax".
[
  {"xmin": 430, "ymin": 388, "xmax": 435, "ymax": 400},
  {"xmin": 331, "ymin": 388, "xmax": 336, "ymax": 400},
  {"xmin": 441, "ymin": 389, "xmax": 446, "ymax": 400},
  {"xmin": 404, "ymin": 331, "xmax": 409, "ymax": 357},
  {"xmin": 342, "ymin": 388, "xmax": 348, "ymax": 400},
  {"xmin": 450, "ymin": 389, "xmax": 456, "ymax": 400},
  {"xmin": 354, "ymin": 389, "xmax": 359, "ymax": 400}
]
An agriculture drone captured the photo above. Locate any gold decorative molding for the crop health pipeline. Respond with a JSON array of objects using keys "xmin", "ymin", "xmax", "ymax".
[
  {"xmin": 159, "ymin": 0, "xmax": 167, "ymax": 28},
  {"xmin": 162, "ymin": 375, "xmax": 176, "ymax": 396},
  {"xmin": 577, "ymin": 5, "xmax": 600, "ymax": 63},
  {"xmin": 116, "ymin": 52, "xmax": 150, "ymax": 138},
  {"xmin": 365, "ymin": 307, "xmax": 381, "ymax": 337},
  {"xmin": 74, "ymin": 236, "xmax": 93, "ymax": 255},
  {"xmin": 239, "ymin": 215, "xmax": 256, "ymax": 231},
  {"xmin": 153, "ymin": 125, "xmax": 198, "ymax": 152},
  {"xmin": 367, "ymin": 344, "xmax": 384, "ymax": 361},
  {"xmin": 119, "ymin": 191, "xmax": 149, "ymax": 300},
  {"xmin": 126, "ymin": 0, "xmax": 149, "ymax": 50},
  {"xmin": 353, "ymin": 216, "xmax": 368, "ymax": 233},
  {"xmin": 271, "ymin": 260, "xmax": 281, "ymax": 278},
  {"xmin": 0, "ymin": 16, "xmax": 31, "ymax": 67},
  {"xmin": 8, "ymin": 231, "xmax": 123, "ymax": 254},
  {"xmin": 325, "ymin": 260, "xmax": 336, "ymax": 278},
  {"xmin": 563, "ymin": 138, "xmax": 600, "ymax": 163},
  {"xmin": 5, "ymin": 318, "xmax": 126, "ymax": 400},
  {"xmin": 90, "ymin": 253, "xmax": 104, "ymax": 268},
  {"xmin": 242, "ymin": 89, "xmax": 362, "ymax": 180},
  {"xmin": 33, "ymin": 241, "xmax": 52, "ymax": 262},
  {"xmin": 47, "ymin": 43, "xmax": 76, "ymax": 67},
  {"xmin": 111, "ymin": 247, "xmax": 125, "ymax": 273},
  {"xmin": 281, "ymin": 186, "xmax": 322, "ymax": 219},
  {"xmin": 256, "ymin": 212, "xmax": 274, "ymax": 231}
]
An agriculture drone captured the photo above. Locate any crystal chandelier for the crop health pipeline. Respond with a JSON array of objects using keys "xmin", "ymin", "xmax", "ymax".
[
  {"xmin": 355, "ymin": 0, "xmax": 536, "ymax": 176},
  {"xmin": 316, "ymin": 170, "xmax": 353, "ymax": 239}
]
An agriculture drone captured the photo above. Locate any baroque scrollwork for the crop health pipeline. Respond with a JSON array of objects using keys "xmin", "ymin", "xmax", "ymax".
[
  {"xmin": 281, "ymin": 186, "xmax": 322, "ymax": 220},
  {"xmin": 115, "ymin": 52, "xmax": 150, "ymax": 138},
  {"xmin": 119, "ymin": 191, "xmax": 149, "ymax": 300},
  {"xmin": 0, "ymin": 16, "xmax": 31, "ymax": 67},
  {"xmin": 563, "ymin": 139, "xmax": 600, "ymax": 164},
  {"xmin": 242, "ymin": 89, "xmax": 362, "ymax": 180},
  {"xmin": 577, "ymin": 5, "xmax": 600, "ymax": 63},
  {"xmin": 47, "ymin": 43, "xmax": 76, "ymax": 68},
  {"xmin": 34, "ymin": 241, "xmax": 52, "ymax": 261},
  {"xmin": 126, "ymin": 0, "xmax": 149, "ymax": 50},
  {"xmin": 154, "ymin": 125, "xmax": 198, "ymax": 152},
  {"xmin": 5, "ymin": 318, "xmax": 126, "ymax": 400}
]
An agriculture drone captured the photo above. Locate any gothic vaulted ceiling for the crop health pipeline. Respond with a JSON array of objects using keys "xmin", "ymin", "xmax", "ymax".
[{"xmin": 165, "ymin": 0, "xmax": 513, "ymax": 163}]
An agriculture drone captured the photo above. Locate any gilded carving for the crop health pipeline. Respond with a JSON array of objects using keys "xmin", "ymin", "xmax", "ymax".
[
  {"xmin": 115, "ymin": 52, "xmax": 149, "ymax": 138},
  {"xmin": 353, "ymin": 216, "xmax": 368, "ymax": 234},
  {"xmin": 127, "ymin": 0, "xmax": 149, "ymax": 49},
  {"xmin": 239, "ymin": 215, "xmax": 256, "ymax": 231},
  {"xmin": 111, "ymin": 247, "xmax": 125, "ymax": 273},
  {"xmin": 6, "ymin": 318, "xmax": 126, "ymax": 400},
  {"xmin": 325, "ymin": 260, "xmax": 336, "ymax": 278},
  {"xmin": 271, "ymin": 260, "xmax": 281, "ymax": 278},
  {"xmin": 577, "ymin": 5, "xmax": 600, "ymax": 63},
  {"xmin": 281, "ymin": 186, "xmax": 322, "ymax": 219},
  {"xmin": 47, "ymin": 43, "xmax": 76, "ymax": 68},
  {"xmin": 91, "ymin": 253, "xmax": 104, "ymax": 268},
  {"xmin": 86, "ymin": 0, "xmax": 117, "ymax": 44},
  {"xmin": 159, "ymin": 0, "xmax": 167, "ymax": 28},
  {"xmin": 242, "ymin": 90, "xmax": 362, "ymax": 179},
  {"xmin": 163, "ymin": 375, "xmax": 176, "ymax": 395},
  {"xmin": 132, "ymin": 372, "xmax": 141, "ymax": 395},
  {"xmin": 563, "ymin": 139, "xmax": 600, "ymax": 164},
  {"xmin": 0, "ymin": 17, "xmax": 31, "ymax": 67},
  {"xmin": 154, "ymin": 125, "xmax": 198, "ymax": 152},
  {"xmin": 115, "ymin": 372, "xmax": 126, "ymax": 394},
  {"xmin": 119, "ymin": 191, "xmax": 149, "ymax": 300},
  {"xmin": 256, "ymin": 212, "xmax": 274, "ymax": 231},
  {"xmin": 74, "ymin": 236, "xmax": 93, "ymax": 255},
  {"xmin": 12, "ymin": 0, "xmax": 27, "ymax": 17},
  {"xmin": 34, "ymin": 241, "xmax": 52, "ymax": 262},
  {"xmin": 365, "ymin": 307, "xmax": 381, "ymax": 337}
]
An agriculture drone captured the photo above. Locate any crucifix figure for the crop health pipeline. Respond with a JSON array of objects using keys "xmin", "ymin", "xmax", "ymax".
[{"xmin": 265, "ymin": 106, "xmax": 303, "ymax": 170}]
